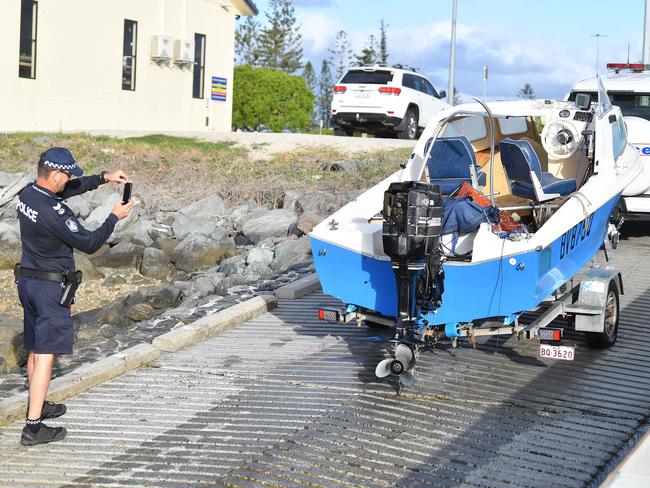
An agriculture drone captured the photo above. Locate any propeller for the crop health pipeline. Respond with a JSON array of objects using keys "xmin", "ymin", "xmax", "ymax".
[
  {"xmin": 400, "ymin": 371, "xmax": 417, "ymax": 388},
  {"xmin": 395, "ymin": 344, "xmax": 415, "ymax": 370},
  {"xmin": 375, "ymin": 358, "xmax": 393, "ymax": 378},
  {"xmin": 375, "ymin": 344, "xmax": 417, "ymax": 380}
]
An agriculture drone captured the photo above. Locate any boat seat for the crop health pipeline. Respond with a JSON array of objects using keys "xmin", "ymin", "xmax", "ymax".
[
  {"xmin": 425, "ymin": 136, "xmax": 486, "ymax": 196},
  {"xmin": 499, "ymin": 138, "xmax": 576, "ymax": 202}
]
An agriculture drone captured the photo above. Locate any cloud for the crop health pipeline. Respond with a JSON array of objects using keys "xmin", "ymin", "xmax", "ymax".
[
  {"xmin": 297, "ymin": 11, "xmax": 344, "ymax": 55},
  {"xmin": 295, "ymin": 9, "xmax": 642, "ymax": 100}
]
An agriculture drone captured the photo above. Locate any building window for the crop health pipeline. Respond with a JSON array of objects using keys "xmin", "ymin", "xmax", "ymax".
[
  {"xmin": 122, "ymin": 20, "xmax": 137, "ymax": 91},
  {"xmin": 18, "ymin": 0, "xmax": 38, "ymax": 79},
  {"xmin": 193, "ymin": 34, "xmax": 206, "ymax": 99}
]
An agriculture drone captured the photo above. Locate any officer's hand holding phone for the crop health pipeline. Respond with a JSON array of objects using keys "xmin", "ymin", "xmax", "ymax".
[{"xmin": 111, "ymin": 199, "xmax": 134, "ymax": 220}]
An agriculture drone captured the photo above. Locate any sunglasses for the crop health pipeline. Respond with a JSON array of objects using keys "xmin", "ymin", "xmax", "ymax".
[{"xmin": 59, "ymin": 169, "xmax": 72, "ymax": 178}]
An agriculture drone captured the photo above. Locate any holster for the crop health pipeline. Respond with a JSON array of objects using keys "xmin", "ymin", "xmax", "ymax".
[
  {"xmin": 13, "ymin": 264, "xmax": 20, "ymax": 284},
  {"xmin": 59, "ymin": 270, "xmax": 83, "ymax": 308}
]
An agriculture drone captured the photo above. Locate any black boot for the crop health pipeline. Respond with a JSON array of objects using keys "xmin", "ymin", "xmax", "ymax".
[
  {"xmin": 21, "ymin": 421, "xmax": 67, "ymax": 446},
  {"xmin": 41, "ymin": 401, "xmax": 66, "ymax": 420}
]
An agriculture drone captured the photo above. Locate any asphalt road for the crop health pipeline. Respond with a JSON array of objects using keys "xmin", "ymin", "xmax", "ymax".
[{"xmin": 0, "ymin": 222, "xmax": 648, "ymax": 487}]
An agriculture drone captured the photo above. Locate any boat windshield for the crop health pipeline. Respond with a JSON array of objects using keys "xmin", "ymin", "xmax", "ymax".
[
  {"xmin": 596, "ymin": 76, "xmax": 613, "ymax": 118},
  {"xmin": 569, "ymin": 90, "xmax": 650, "ymax": 120}
]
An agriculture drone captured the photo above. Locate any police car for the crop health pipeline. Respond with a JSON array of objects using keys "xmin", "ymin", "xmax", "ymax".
[{"xmin": 570, "ymin": 63, "xmax": 650, "ymax": 220}]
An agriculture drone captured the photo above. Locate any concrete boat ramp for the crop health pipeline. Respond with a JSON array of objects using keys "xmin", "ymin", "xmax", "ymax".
[{"xmin": 1, "ymin": 226, "xmax": 650, "ymax": 487}]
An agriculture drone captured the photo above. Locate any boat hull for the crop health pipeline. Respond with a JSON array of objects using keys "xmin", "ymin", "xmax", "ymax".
[{"xmin": 311, "ymin": 194, "xmax": 619, "ymax": 325}]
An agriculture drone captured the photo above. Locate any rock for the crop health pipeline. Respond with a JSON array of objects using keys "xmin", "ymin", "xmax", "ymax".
[
  {"xmin": 241, "ymin": 209, "xmax": 297, "ymax": 244},
  {"xmin": 171, "ymin": 213, "xmax": 229, "ymax": 242},
  {"xmin": 171, "ymin": 234, "xmax": 236, "ymax": 272},
  {"xmin": 327, "ymin": 160, "xmax": 358, "ymax": 171},
  {"xmin": 154, "ymin": 211, "xmax": 176, "ymax": 225},
  {"xmin": 125, "ymin": 303, "xmax": 156, "ymax": 322},
  {"xmin": 0, "ymin": 336, "xmax": 27, "ymax": 373},
  {"xmin": 152, "ymin": 236, "xmax": 178, "ymax": 255},
  {"xmin": 0, "ymin": 195, "xmax": 19, "ymax": 220},
  {"xmin": 140, "ymin": 247, "xmax": 171, "ymax": 280},
  {"xmin": 84, "ymin": 192, "xmax": 121, "ymax": 229},
  {"xmin": 271, "ymin": 237, "xmax": 313, "ymax": 272},
  {"xmin": 295, "ymin": 191, "xmax": 341, "ymax": 217},
  {"xmin": 247, "ymin": 262, "xmax": 274, "ymax": 278},
  {"xmin": 219, "ymin": 254, "xmax": 246, "ymax": 276},
  {"xmin": 282, "ymin": 189, "xmax": 301, "ymax": 211},
  {"xmin": 296, "ymin": 212, "xmax": 325, "ymax": 234},
  {"xmin": 234, "ymin": 232, "xmax": 253, "ymax": 246},
  {"xmin": 194, "ymin": 276, "xmax": 215, "ymax": 297},
  {"xmin": 246, "ymin": 248, "xmax": 274, "ymax": 267},
  {"xmin": 76, "ymin": 322, "xmax": 103, "ymax": 342},
  {"xmin": 0, "ymin": 173, "xmax": 31, "ymax": 207},
  {"xmin": 0, "ymin": 315, "xmax": 23, "ymax": 341},
  {"xmin": 88, "ymin": 184, "xmax": 121, "ymax": 211},
  {"xmin": 65, "ymin": 195, "xmax": 91, "ymax": 219},
  {"xmin": 0, "ymin": 172, "xmax": 25, "ymax": 187},
  {"xmin": 0, "ymin": 221, "xmax": 21, "ymax": 270},
  {"xmin": 143, "ymin": 285, "xmax": 183, "ymax": 309},
  {"xmin": 179, "ymin": 194, "xmax": 226, "ymax": 218},
  {"xmin": 73, "ymin": 251, "xmax": 102, "ymax": 280},
  {"xmin": 230, "ymin": 205, "xmax": 268, "ymax": 230},
  {"xmin": 103, "ymin": 273, "xmax": 127, "ymax": 286},
  {"xmin": 90, "ymin": 242, "xmax": 145, "ymax": 269},
  {"xmin": 119, "ymin": 220, "xmax": 154, "ymax": 247}
]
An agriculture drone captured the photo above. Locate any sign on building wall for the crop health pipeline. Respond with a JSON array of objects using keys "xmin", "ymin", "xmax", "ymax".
[{"xmin": 211, "ymin": 77, "xmax": 227, "ymax": 101}]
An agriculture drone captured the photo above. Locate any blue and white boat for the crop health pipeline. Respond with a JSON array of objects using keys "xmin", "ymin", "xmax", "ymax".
[{"xmin": 310, "ymin": 79, "xmax": 650, "ymax": 382}]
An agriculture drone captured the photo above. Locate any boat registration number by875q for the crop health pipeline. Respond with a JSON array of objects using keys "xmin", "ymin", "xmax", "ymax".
[{"xmin": 539, "ymin": 344, "xmax": 574, "ymax": 361}]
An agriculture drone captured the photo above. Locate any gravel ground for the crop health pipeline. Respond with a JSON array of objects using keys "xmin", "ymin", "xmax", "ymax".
[
  {"xmin": 85, "ymin": 130, "xmax": 417, "ymax": 160},
  {"xmin": 0, "ymin": 269, "xmax": 163, "ymax": 319}
]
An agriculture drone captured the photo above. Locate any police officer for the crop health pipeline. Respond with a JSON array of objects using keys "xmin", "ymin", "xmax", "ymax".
[{"xmin": 16, "ymin": 147, "xmax": 133, "ymax": 446}]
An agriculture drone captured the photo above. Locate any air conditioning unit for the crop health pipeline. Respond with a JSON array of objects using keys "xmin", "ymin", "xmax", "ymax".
[
  {"xmin": 174, "ymin": 39, "xmax": 194, "ymax": 65},
  {"xmin": 151, "ymin": 35, "xmax": 173, "ymax": 60}
]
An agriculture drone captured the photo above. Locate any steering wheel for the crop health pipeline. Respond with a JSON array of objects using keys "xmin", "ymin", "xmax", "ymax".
[{"xmin": 541, "ymin": 119, "xmax": 581, "ymax": 159}]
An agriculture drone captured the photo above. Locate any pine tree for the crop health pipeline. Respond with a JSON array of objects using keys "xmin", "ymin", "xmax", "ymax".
[
  {"xmin": 379, "ymin": 19, "xmax": 389, "ymax": 65},
  {"xmin": 518, "ymin": 83, "xmax": 535, "ymax": 99},
  {"xmin": 257, "ymin": 0, "xmax": 303, "ymax": 73},
  {"xmin": 316, "ymin": 60, "xmax": 333, "ymax": 127},
  {"xmin": 235, "ymin": 16, "xmax": 260, "ymax": 65},
  {"xmin": 354, "ymin": 34, "xmax": 378, "ymax": 66},
  {"xmin": 328, "ymin": 30, "xmax": 352, "ymax": 80},
  {"xmin": 302, "ymin": 61, "xmax": 318, "ymax": 128},
  {"xmin": 302, "ymin": 61, "xmax": 317, "ymax": 93}
]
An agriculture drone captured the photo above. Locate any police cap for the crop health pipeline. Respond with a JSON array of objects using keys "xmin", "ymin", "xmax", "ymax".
[{"xmin": 40, "ymin": 147, "xmax": 84, "ymax": 177}]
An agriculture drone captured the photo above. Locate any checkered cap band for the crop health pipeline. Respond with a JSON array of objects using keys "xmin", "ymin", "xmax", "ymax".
[{"xmin": 42, "ymin": 160, "xmax": 76, "ymax": 171}]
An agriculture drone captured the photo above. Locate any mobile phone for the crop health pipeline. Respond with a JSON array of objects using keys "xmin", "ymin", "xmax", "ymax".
[{"xmin": 122, "ymin": 183, "xmax": 132, "ymax": 204}]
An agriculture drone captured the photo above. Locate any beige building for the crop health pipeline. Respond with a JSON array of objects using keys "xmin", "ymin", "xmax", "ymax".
[{"xmin": 0, "ymin": 0, "xmax": 257, "ymax": 132}]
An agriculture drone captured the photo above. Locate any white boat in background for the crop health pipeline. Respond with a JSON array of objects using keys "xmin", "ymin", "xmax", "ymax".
[{"xmin": 310, "ymin": 78, "xmax": 649, "ymax": 386}]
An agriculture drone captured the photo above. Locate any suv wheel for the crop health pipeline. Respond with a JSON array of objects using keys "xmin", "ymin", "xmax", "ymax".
[
  {"xmin": 398, "ymin": 110, "xmax": 418, "ymax": 140},
  {"xmin": 334, "ymin": 128, "xmax": 354, "ymax": 137}
]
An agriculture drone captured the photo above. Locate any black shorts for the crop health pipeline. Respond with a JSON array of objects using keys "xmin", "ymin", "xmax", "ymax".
[{"xmin": 18, "ymin": 276, "xmax": 73, "ymax": 355}]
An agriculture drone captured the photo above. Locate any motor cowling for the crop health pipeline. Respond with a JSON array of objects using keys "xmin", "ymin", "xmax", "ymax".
[{"xmin": 382, "ymin": 181, "xmax": 443, "ymax": 261}]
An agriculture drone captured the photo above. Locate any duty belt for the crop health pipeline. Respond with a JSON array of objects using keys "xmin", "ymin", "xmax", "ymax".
[{"xmin": 18, "ymin": 266, "xmax": 65, "ymax": 283}]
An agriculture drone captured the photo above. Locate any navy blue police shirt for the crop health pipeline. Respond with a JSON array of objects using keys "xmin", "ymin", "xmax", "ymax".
[{"xmin": 16, "ymin": 175, "xmax": 118, "ymax": 273}]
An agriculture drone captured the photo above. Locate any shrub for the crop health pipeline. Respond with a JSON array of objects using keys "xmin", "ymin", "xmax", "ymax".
[{"xmin": 233, "ymin": 65, "xmax": 313, "ymax": 132}]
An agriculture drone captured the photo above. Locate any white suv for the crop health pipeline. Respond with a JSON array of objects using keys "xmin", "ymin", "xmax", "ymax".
[{"xmin": 330, "ymin": 65, "xmax": 449, "ymax": 139}]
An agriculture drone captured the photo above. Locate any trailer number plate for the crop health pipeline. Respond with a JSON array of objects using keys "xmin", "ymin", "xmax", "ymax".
[{"xmin": 539, "ymin": 344, "xmax": 574, "ymax": 361}]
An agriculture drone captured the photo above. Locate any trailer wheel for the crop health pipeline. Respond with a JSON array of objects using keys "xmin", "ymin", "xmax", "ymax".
[{"xmin": 585, "ymin": 281, "xmax": 619, "ymax": 348}]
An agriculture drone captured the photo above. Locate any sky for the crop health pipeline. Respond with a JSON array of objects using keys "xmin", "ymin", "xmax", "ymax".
[{"xmin": 243, "ymin": 0, "xmax": 648, "ymax": 100}]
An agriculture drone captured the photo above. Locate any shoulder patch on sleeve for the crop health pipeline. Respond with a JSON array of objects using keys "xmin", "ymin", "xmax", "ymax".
[
  {"xmin": 52, "ymin": 202, "xmax": 65, "ymax": 215},
  {"xmin": 65, "ymin": 217, "xmax": 79, "ymax": 233}
]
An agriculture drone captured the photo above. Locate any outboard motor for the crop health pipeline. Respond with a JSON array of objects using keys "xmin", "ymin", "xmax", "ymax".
[{"xmin": 382, "ymin": 181, "xmax": 443, "ymax": 338}]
